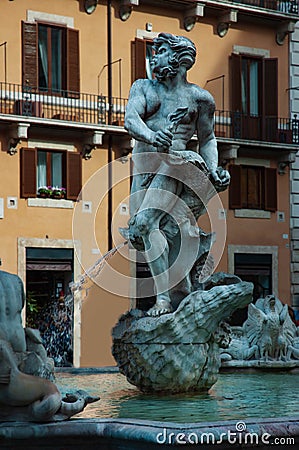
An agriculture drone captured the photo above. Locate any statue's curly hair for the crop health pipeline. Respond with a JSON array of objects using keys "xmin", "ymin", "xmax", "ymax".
[{"xmin": 153, "ymin": 33, "xmax": 197, "ymax": 73}]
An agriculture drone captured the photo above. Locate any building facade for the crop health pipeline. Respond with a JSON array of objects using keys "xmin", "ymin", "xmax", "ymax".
[
  {"xmin": 0, "ymin": 0, "xmax": 298, "ymax": 366},
  {"xmin": 290, "ymin": 21, "xmax": 299, "ymax": 319}
]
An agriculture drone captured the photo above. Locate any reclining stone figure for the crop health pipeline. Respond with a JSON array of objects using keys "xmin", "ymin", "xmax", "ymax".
[{"xmin": 0, "ymin": 270, "xmax": 98, "ymax": 421}]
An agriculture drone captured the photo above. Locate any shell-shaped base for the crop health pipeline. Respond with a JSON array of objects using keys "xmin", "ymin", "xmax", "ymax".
[{"xmin": 112, "ymin": 281, "xmax": 253, "ymax": 393}]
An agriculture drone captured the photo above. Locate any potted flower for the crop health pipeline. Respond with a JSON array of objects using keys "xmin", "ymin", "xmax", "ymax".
[
  {"xmin": 51, "ymin": 187, "xmax": 66, "ymax": 199},
  {"xmin": 37, "ymin": 186, "xmax": 51, "ymax": 198},
  {"xmin": 61, "ymin": 187, "xmax": 66, "ymax": 198}
]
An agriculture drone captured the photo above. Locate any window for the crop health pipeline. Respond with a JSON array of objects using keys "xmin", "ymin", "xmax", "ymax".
[
  {"xmin": 229, "ymin": 164, "xmax": 277, "ymax": 211},
  {"xmin": 132, "ymin": 38, "xmax": 154, "ymax": 82},
  {"xmin": 145, "ymin": 42, "xmax": 154, "ymax": 79},
  {"xmin": 38, "ymin": 24, "xmax": 64, "ymax": 93},
  {"xmin": 37, "ymin": 150, "xmax": 64, "ymax": 189},
  {"xmin": 241, "ymin": 57, "xmax": 261, "ymax": 117},
  {"xmin": 230, "ymin": 54, "xmax": 277, "ymax": 140},
  {"xmin": 22, "ymin": 21, "xmax": 80, "ymax": 95},
  {"xmin": 20, "ymin": 148, "xmax": 82, "ymax": 200}
]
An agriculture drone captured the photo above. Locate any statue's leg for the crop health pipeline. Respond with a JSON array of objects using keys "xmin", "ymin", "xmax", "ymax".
[
  {"xmin": 166, "ymin": 191, "xmax": 207, "ymax": 305},
  {"xmin": 131, "ymin": 172, "xmax": 182, "ymax": 316},
  {"xmin": 168, "ymin": 221, "xmax": 194, "ymax": 306},
  {"xmin": 143, "ymin": 224, "xmax": 172, "ymax": 316},
  {"xmin": 130, "ymin": 173, "xmax": 147, "ymax": 216},
  {"xmin": 119, "ymin": 174, "xmax": 147, "ymax": 244}
]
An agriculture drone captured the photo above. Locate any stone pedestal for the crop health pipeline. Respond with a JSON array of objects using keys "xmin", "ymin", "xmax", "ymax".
[{"xmin": 112, "ymin": 281, "xmax": 253, "ymax": 393}]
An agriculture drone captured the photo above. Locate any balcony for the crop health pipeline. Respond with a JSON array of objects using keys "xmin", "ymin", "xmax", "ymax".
[
  {"xmin": 0, "ymin": 82, "xmax": 298, "ymax": 146},
  {"xmin": 0, "ymin": 82, "xmax": 126, "ymax": 127},
  {"xmin": 142, "ymin": 0, "xmax": 299, "ymax": 20},
  {"xmin": 230, "ymin": 0, "xmax": 298, "ymax": 14},
  {"xmin": 214, "ymin": 110, "xmax": 299, "ymax": 144}
]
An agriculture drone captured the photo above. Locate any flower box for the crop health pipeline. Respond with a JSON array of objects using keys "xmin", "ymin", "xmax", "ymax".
[{"xmin": 37, "ymin": 186, "xmax": 66, "ymax": 199}]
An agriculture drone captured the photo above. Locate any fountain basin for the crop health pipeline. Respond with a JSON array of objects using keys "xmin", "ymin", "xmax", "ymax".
[
  {"xmin": 222, "ymin": 360, "xmax": 299, "ymax": 369},
  {"xmin": 0, "ymin": 416, "xmax": 298, "ymax": 449},
  {"xmin": 0, "ymin": 370, "xmax": 298, "ymax": 449}
]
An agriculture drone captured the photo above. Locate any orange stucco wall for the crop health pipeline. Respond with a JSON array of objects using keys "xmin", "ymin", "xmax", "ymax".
[
  {"xmin": 80, "ymin": 250, "xmax": 131, "ymax": 367},
  {"xmin": 78, "ymin": 149, "xmax": 131, "ymax": 367}
]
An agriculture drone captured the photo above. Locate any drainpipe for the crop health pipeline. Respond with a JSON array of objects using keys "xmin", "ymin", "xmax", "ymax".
[
  {"xmin": 107, "ymin": 0, "xmax": 113, "ymax": 250},
  {"xmin": 0, "ymin": 42, "xmax": 7, "ymax": 84}
]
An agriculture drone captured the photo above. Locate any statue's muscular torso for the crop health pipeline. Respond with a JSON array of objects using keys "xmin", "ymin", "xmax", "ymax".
[{"xmin": 129, "ymin": 79, "xmax": 215, "ymax": 172}]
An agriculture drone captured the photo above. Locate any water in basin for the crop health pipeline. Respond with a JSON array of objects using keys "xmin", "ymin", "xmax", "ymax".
[{"xmin": 56, "ymin": 371, "xmax": 299, "ymax": 423}]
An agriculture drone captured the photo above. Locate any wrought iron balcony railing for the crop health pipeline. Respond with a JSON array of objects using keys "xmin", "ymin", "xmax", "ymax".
[
  {"xmin": 0, "ymin": 83, "xmax": 298, "ymax": 145},
  {"xmin": 214, "ymin": 110, "xmax": 299, "ymax": 144},
  {"xmin": 230, "ymin": 0, "xmax": 298, "ymax": 15},
  {"xmin": 0, "ymin": 82, "xmax": 126, "ymax": 127}
]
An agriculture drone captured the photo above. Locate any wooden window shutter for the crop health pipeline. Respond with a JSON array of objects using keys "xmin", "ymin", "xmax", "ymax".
[
  {"xmin": 20, "ymin": 148, "xmax": 37, "ymax": 198},
  {"xmin": 66, "ymin": 152, "xmax": 82, "ymax": 200},
  {"xmin": 22, "ymin": 21, "xmax": 38, "ymax": 88},
  {"xmin": 66, "ymin": 28, "xmax": 80, "ymax": 95},
  {"xmin": 263, "ymin": 58, "xmax": 278, "ymax": 117},
  {"xmin": 247, "ymin": 166, "xmax": 262, "ymax": 209},
  {"xmin": 229, "ymin": 164, "xmax": 242, "ymax": 209},
  {"xmin": 264, "ymin": 167, "xmax": 277, "ymax": 212},
  {"xmin": 230, "ymin": 54, "xmax": 242, "ymax": 112},
  {"xmin": 132, "ymin": 38, "xmax": 146, "ymax": 82}
]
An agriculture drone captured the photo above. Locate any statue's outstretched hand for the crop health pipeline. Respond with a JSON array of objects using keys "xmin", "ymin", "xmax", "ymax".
[
  {"xmin": 152, "ymin": 129, "xmax": 173, "ymax": 152},
  {"xmin": 210, "ymin": 167, "xmax": 230, "ymax": 191},
  {"xmin": 210, "ymin": 169, "xmax": 221, "ymax": 184}
]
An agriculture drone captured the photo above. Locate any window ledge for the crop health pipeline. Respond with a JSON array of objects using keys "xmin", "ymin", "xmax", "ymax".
[
  {"xmin": 27, "ymin": 198, "xmax": 74, "ymax": 209},
  {"xmin": 234, "ymin": 209, "xmax": 271, "ymax": 219}
]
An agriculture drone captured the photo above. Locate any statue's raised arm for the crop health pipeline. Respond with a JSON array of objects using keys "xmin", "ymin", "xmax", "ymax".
[{"xmin": 125, "ymin": 79, "xmax": 174, "ymax": 151}]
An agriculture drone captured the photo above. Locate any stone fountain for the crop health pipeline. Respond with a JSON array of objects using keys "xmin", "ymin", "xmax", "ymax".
[
  {"xmin": 113, "ymin": 32, "xmax": 253, "ymax": 393},
  {"xmin": 1, "ymin": 32, "xmax": 298, "ymax": 448}
]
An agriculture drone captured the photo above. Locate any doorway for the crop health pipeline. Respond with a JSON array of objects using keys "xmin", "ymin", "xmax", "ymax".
[
  {"xmin": 234, "ymin": 253, "xmax": 272, "ymax": 300},
  {"xmin": 228, "ymin": 250, "xmax": 274, "ymax": 326},
  {"xmin": 25, "ymin": 247, "xmax": 74, "ymax": 366}
]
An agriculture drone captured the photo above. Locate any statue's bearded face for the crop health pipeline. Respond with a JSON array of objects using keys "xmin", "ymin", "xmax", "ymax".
[{"xmin": 151, "ymin": 43, "xmax": 179, "ymax": 81}]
